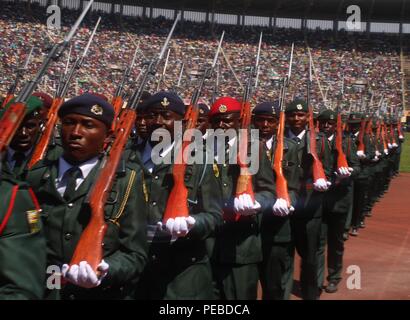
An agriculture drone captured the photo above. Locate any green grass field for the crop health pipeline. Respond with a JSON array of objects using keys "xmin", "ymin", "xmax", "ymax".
[{"xmin": 399, "ymin": 133, "xmax": 410, "ymax": 173}]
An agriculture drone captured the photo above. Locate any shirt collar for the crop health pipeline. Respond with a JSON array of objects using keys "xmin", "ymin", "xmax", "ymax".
[
  {"xmin": 328, "ymin": 134, "xmax": 334, "ymax": 142},
  {"xmin": 289, "ymin": 129, "xmax": 306, "ymax": 140},
  {"xmin": 7, "ymin": 147, "xmax": 32, "ymax": 161},
  {"xmin": 265, "ymin": 136, "xmax": 274, "ymax": 150},
  {"xmin": 58, "ymin": 156, "xmax": 99, "ymax": 182}
]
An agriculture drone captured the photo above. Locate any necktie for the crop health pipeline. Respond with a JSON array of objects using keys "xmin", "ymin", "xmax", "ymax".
[
  {"xmin": 293, "ymin": 136, "xmax": 301, "ymax": 144},
  {"xmin": 12, "ymin": 152, "xmax": 26, "ymax": 175},
  {"xmin": 63, "ymin": 167, "xmax": 81, "ymax": 201}
]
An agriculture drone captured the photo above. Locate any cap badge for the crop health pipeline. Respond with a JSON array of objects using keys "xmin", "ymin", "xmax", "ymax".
[
  {"xmin": 161, "ymin": 97, "xmax": 170, "ymax": 107},
  {"xmin": 219, "ymin": 104, "xmax": 227, "ymax": 113},
  {"xmin": 330, "ymin": 115, "xmax": 335, "ymax": 120},
  {"xmin": 199, "ymin": 109, "xmax": 204, "ymax": 114},
  {"xmin": 90, "ymin": 105, "xmax": 103, "ymax": 116},
  {"xmin": 296, "ymin": 104, "xmax": 303, "ymax": 110}
]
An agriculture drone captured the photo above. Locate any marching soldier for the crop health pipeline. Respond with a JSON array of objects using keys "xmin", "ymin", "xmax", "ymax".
[
  {"xmin": 284, "ymin": 98, "xmax": 332, "ymax": 300},
  {"xmin": 0, "ymin": 176, "xmax": 46, "ymax": 299},
  {"xmin": 316, "ymin": 109, "xmax": 360, "ymax": 293},
  {"xmin": 132, "ymin": 91, "xmax": 223, "ymax": 300},
  {"xmin": 252, "ymin": 101, "xmax": 300, "ymax": 300},
  {"xmin": 26, "ymin": 93, "xmax": 148, "ymax": 299},
  {"xmin": 208, "ymin": 97, "xmax": 275, "ymax": 300},
  {"xmin": 1, "ymin": 96, "xmax": 44, "ymax": 180}
]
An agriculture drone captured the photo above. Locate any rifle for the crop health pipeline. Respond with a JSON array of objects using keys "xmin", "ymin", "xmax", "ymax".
[
  {"xmin": 1, "ymin": 46, "xmax": 34, "ymax": 109},
  {"xmin": 69, "ymin": 13, "xmax": 181, "ymax": 271},
  {"xmin": 335, "ymin": 76, "xmax": 349, "ymax": 169},
  {"xmin": 0, "ymin": 0, "xmax": 94, "ymax": 165},
  {"xmin": 211, "ymin": 63, "xmax": 220, "ymax": 105},
  {"xmin": 156, "ymin": 48, "xmax": 171, "ymax": 92},
  {"xmin": 307, "ymin": 52, "xmax": 328, "ymax": 184},
  {"xmin": 162, "ymin": 30, "xmax": 225, "ymax": 224},
  {"xmin": 234, "ymin": 32, "xmax": 263, "ymax": 215},
  {"xmin": 27, "ymin": 17, "xmax": 101, "ymax": 170}
]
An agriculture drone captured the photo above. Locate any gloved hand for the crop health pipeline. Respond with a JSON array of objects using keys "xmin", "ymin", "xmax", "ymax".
[
  {"xmin": 233, "ymin": 194, "xmax": 261, "ymax": 216},
  {"xmin": 384, "ymin": 148, "xmax": 389, "ymax": 155},
  {"xmin": 392, "ymin": 142, "xmax": 398, "ymax": 148},
  {"xmin": 62, "ymin": 260, "xmax": 109, "ymax": 289},
  {"xmin": 356, "ymin": 150, "xmax": 366, "ymax": 159},
  {"xmin": 399, "ymin": 135, "xmax": 404, "ymax": 141},
  {"xmin": 272, "ymin": 198, "xmax": 295, "ymax": 217},
  {"xmin": 335, "ymin": 167, "xmax": 353, "ymax": 178},
  {"xmin": 372, "ymin": 156, "xmax": 379, "ymax": 162},
  {"xmin": 388, "ymin": 143, "xmax": 393, "ymax": 149},
  {"xmin": 375, "ymin": 150, "xmax": 382, "ymax": 157},
  {"xmin": 313, "ymin": 178, "xmax": 331, "ymax": 192},
  {"xmin": 158, "ymin": 216, "xmax": 196, "ymax": 238}
]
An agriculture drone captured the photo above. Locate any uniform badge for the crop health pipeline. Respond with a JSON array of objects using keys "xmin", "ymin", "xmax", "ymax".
[
  {"xmin": 296, "ymin": 104, "xmax": 303, "ymax": 110},
  {"xmin": 199, "ymin": 109, "xmax": 204, "ymax": 114},
  {"xmin": 161, "ymin": 97, "xmax": 170, "ymax": 107},
  {"xmin": 330, "ymin": 115, "xmax": 335, "ymax": 120},
  {"xmin": 219, "ymin": 104, "xmax": 227, "ymax": 113},
  {"xmin": 26, "ymin": 209, "xmax": 41, "ymax": 234},
  {"xmin": 91, "ymin": 105, "xmax": 103, "ymax": 116},
  {"xmin": 213, "ymin": 163, "xmax": 220, "ymax": 178}
]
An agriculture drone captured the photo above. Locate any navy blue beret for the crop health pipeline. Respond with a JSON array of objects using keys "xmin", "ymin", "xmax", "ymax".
[
  {"xmin": 198, "ymin": 103, "xmax": 209, "ymax": 116},
  {"xmin": 58, "ymin": 93, "xmax": 115, "ymax": 127},
  {"xmin": 140, "ymin": 91, "xmax": 185, "ymax": 115},
  {"xmin": 253, "ymin": 101, "xmax": 279, "ymax": 117}
]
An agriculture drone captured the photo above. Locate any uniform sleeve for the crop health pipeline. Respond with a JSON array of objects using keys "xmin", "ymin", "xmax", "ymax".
[
  {"xmin": 254, "ymin": 148, "xmax": 276, "ymax": 212},
  {"xmin": 284, "ymin": 144, "xmax": 301, "ymax": 207},
  {"xmin": 0, "ymin": 188, "xmax": 46, "ymax": 300},
  {"xmin": 102, "ymin": 170, "xmax": 148, "ymax": 286},
  {"xmin": 347, "ymin": 137, "xmax": 361, "ymax": 179},
  {"xmin": 186, "ymin": 164, "xmax": 223, "ymax": 241}
]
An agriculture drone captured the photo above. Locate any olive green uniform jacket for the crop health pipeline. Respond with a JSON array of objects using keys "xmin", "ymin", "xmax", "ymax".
[
  {"xmin": 0, "ymin": 177, "xmax": 46, "ymax": 299},
  {"xmin": 26, "ymin": 154, "xmax": 148, "ymax": 300}
]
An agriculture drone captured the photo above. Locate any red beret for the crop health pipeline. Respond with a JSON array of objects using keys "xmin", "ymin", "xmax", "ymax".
[
  {"xmin": 32, "ymin": 92, "xmax": 53, "ymax": 109},
  {"xmin": 209, "ymin": 97, "xmax": 241, "ymax": 117}
]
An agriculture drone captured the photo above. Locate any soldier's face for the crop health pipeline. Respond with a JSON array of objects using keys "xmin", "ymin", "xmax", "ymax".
[
  {"xmin": 147, "ymin": 106, "xmax": 183, "ymax": 142},
  {"xmin": 196, "ymin": 114, "xmax": 209, "ymax": 135},
  {"xmin": 210, "ymin": 112, "xmax": 241, "ymax": 131},
  {"xmin": 319, "ymin": 119, "xmax": 336, "ymax": 137},
  {"xmin": 252, "ymin": 115, "xmax": 277, "ymax": 140},
  {"xmin": 60, "ymin": 113, "xmax": 111, "ymax": 164},
  {"xmin": 349, "ymin": 123, "xmax": 360, "ymax": 133},
  {"xmin": 10, "ymin": 113, "xmax": 42, "ymax": 153},
  {"xmin": 286, "ymin": 111, "xmax": 309, "ymax": 132},
  {"xmin": 135, "ymin": 112, "xmax": 153, "ymax": 140}
]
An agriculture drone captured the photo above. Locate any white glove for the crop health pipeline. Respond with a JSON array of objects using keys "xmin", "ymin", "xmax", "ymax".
[
  {"xmin": 372, "ymin": 156, "xmax": 379, "ymax": 162},
  {"xmin": 399, "ymin": 135, "xmax": 404, "ymax": 140},
  {"xmin": 375, "ymin": 150, "xmax": 382, "ymax": 157},
  {"xmin": 384, "ymin": 149, "xmax": 389, "ymax": 155},
  {"xmin": 392, "ymin": 143, "xmax": 398, "ymax": 148},
  {"xmin": 158, "ymin": 216, "xmax": 196, "ymax": 238},
  {"xmin": 356, "ymin": 150, "xmax": 366, "ymax": 159},
  {"xmin": 335, "ymin": 167, "xmax": 352, "ymax": 178},
  {"xmin": 272, "ymin": 198, "xmax": 295, "ymax": 217},
  {"xmin": 233, "ymin": 194, "xmax": 261, "ymax": 216},
  {"xmin": 313, "ymin": 178, "xmax": 331, "ymax": 192},
  {"xmin": 388, "ymin": 143, "xmax": 393, "ymax": 149},
  {"xmin": 62, "ymin": 260, "xmax": 109, "ymax": 289}
]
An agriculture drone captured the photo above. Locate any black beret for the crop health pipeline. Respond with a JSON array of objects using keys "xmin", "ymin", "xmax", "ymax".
[
  {"xmin": 285, "ymin": 99, "xmax": 308, "ymax": 113},
  {"xmin": 253, "ymin": 101, "xmax": 279, "ymax": 117},
  {"xmin": 317, "ymin": 109, "xmax": 337, "ymax": 121},
  {"xmin": 141, "ymin": 91, "xmax": 185, "ymax": 115},
  {"xmin": 347, "ymin": 112, "xmax": 363, "ymax": 124},
  {"xmin": 198, "ymin": 103, "xmax": 209, "ymax": 116},
  {"xmin": 58, "ymin": 93, "xmax": 115, "ymax": 127}
]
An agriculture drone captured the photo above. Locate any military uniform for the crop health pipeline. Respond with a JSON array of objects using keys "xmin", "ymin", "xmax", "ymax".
[{"xmin": 0, "ymin": 177, "xmax": 46, "ymax": 299}]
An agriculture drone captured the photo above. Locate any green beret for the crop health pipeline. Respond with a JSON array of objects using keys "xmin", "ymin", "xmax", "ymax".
[
  {"xmin": 0, "ymin": 96, "xmax": 44, "ymax": 119},
  {"xmin": 285, "ymin": 99, "xmax": 308, "ymax": 113},
  {"xmin": 317, "ymin": 109, "xmax": 337, "ymax": 121}
]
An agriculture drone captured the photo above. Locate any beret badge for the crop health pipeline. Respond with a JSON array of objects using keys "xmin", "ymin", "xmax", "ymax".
[
  {"xmin": 90, "ymin": 105, "xmax": 103, "ymax": 116},
  {"xmin": 219, "ymin": 104, "xmax": 227, "ymax": 113},
  {"xmin": 296, "ymin": 104, "xmax": 303, "ymax": 110},
  {"xmin": 161, "ymin": 97, "xmax": 170, "ymax": 107}
]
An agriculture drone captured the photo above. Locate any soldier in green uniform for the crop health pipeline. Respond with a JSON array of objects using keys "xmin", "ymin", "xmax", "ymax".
[
  {"xmin": 1, "ymin": 96, "xmax": 44, "ymax": 180},
  {"xmin": 284, "ymin": 99, "xmax": 332, "ymax": 300},
  {"xmin": 207, "ymin": 97, "xmax": 275, "ymax": 300},
  {"xmin": 316, "ymin": 109, "xmax": 361, "ymax": 293},
  {"xmin": 26, "ymin": 93, "xmax": 148, "ymax": 300},
  {"xmin": 132, "ymin": 92, "xmax": 223, "ymax": 300},
  {"xmin": 0, "ymin": 176, "xmax": 46, "ymax": 299},
  {"xmin": 252, "ymin": 101, "xmax": 300, "ymax": 300}
]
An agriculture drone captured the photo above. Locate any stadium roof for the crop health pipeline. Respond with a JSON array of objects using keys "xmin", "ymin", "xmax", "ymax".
[{"xmin": 107, "ymin": 0, "xmax": 408, "ymax": 23}]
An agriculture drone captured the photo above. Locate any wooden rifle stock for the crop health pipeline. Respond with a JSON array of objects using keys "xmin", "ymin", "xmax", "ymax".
[
  {"xmin": 1, "ymin": 94, "xmax": 14, "ymax": 109},
  {"xmin": 390, "ymin": 124, "xmax": 396, "ymax": 145},
  {"xmin": 273, "ymin": 110, "xmax": 291, "ymax": 206},
  {"xmin": 70, "ymin": 108, "xmax": 136, "ymax": 272},
  {"xmin": 397, "ymin": 121, "xmax": 404, "ymax": 138},
  {"xmin": 27, "ymin": 97, "xmax": 64, "ymax": 169},
  {"xmin": 335, "ymin": 113, "xmax": 349, "ymax": 169},
  {"xmin": 0, "ymin": 102, "xmax": 26, "ymax": 154},
  {"xmin": 110, "ymin": 96, "xmax": 124, "ymax": 131},
  {"xmin": 381, "ymin": 122, "xmax": 388, "ymax": 151},
  {"xmin": 308, "ymin": 107, "xmax": 327, "ymax": 182},
  {"xmin": 162, "ymin": 104, "xmax": 199, "ymax": 222}
]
